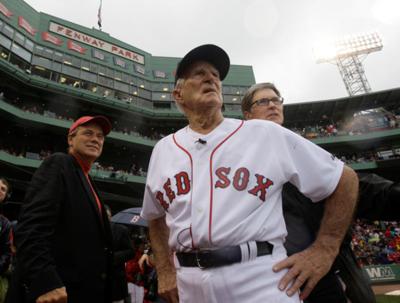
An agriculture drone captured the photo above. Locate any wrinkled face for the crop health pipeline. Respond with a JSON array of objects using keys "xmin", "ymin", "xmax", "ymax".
[
  {"xmin": 244, "ymin": 88, "xmax": 284, "ymax": 125},
  {"xmin": 0, "ymin": 180, "xmax": 8, "ymax": 203},
  {"xmin": 68, "ymin": 123, "xmax": 104, "ymax": 162},
  {"xmin": 173, "ymin": 61, "xmax": 223, "ymax": 113}
]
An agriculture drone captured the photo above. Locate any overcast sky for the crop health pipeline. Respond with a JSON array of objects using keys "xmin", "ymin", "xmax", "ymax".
[{"xmin": 25, "ymin": 0, "xmax": 400, "ymax": 104}]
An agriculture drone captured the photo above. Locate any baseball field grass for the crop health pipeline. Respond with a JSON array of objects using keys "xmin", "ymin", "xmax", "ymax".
[{"xmin": 376, "ymin": 295, "xmax": 400, "ymax": 303}]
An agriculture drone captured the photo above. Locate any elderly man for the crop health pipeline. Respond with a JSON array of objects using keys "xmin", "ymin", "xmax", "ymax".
[
  {"xmin": 241, "ymin": 82, "xmax": 400, "ymax": 303},
  {"xmin": 9, "ymin": 116, "xmax": 114, "ymax": 303},
  {"xmin": 141, "ymin": 45, "xmax": 358, "ymax": 303}
]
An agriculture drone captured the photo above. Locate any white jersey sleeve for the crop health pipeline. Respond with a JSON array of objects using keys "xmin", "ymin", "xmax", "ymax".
[
  {"xmin": 141, "ymin": 140, "xmax": 167, "ymax": 220},
  {"xmin": 270, "ymin": 122, "xmax": 344, "ymax": 202}
]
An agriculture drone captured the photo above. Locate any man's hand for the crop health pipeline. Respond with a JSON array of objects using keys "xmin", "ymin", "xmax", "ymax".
[
  {"xmin": 157, "ymin": 270, "xmax": 179, "ymax": 303},
  {"xmin": 274, "ymin": 166, "xmax": 358, "ymax": 300},
  {"xmin": 273, "ymin": 244, "xmax": 337, "ymax": 300},
  {"xmin": 138, "ymin": 253, "xmax": 151, "ymax": 271},
  {"xmin": 36, "ymin": 287, "xmax": 67, "ymax": 303},
  {"xmin": 148, "ymin": 216, "xmax": 179, "ymax": 303}
]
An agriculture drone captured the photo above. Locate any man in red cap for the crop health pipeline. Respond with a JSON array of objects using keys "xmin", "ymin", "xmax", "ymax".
[{"xmin": 8, "ymin": 116, "xmax": 114, "ymax": 303}]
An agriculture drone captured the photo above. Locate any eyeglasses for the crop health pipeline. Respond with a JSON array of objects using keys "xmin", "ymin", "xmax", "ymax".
[{"xmin": 250, "ymin": 97, "xmax": 284, "ymax": 108}]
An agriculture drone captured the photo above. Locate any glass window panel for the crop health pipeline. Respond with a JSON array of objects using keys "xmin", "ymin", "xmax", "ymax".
[
  {"xmin": 98, "ymin": 75, "xmax": 113, "ymax": 88},
  {"xmin": 92, "ymin": 49, "xmax": 105, "ymax": 61},
  {"xmin": 90, "ymin": 62, "xmax": 98, "ymax": 73},
  {"xmin": 62, "ymin": 65, "xmax": 80, "ymax": 78},
  {"xmin": 138, "ymin": 88, "xmax": 151, "ymax": 99},
  {"xmin": 54, "ymin": 51, "xmax": 63, "ymax": 62},
  {"xmin": 0, "ymin": 33, "xmax": 11, "ymax": 49},
  {"xmin": 14, "ymin": 32, "xmax": 25, "ymax": 45},
  {"xmin": 114, "ymin": 70, "xmax": 122, "ymax": 80},
  {"xmin": 0, "ymin": 19, "xmax": 3, "ymax": 30},
  {"xmin": 134, "ymin": 64, "xmax": 145, "ymax": 75},
  {"xmin": 130, "ymin": 84, "xmax": 138, "ymax": 95},
  {"xmin": 238, "ymin": 86, "xmax": 248, "ymax": 95},
  {"xmin": 152, "ymin": 82, "xmax": 163, "ymax": 91},
  {"xmin": 153, "ymin": 70, "xmax": 166, "ymax": 79},
  {"xmin": 43, "ymin": 48, "xmax": 54, "ymax": 59},
  {"xmin": 115, "ymin": 81, "xmax": 129, "ymax": 93},
  {"xmin": 114, "ymin": 57, "xmax": 127, "ymax": 68},
  {"xmin": 152, "ymin": 92, "xmax": 171, "ymax": 101},
  {"xmin": 105, "ymin": 67, "xmax": 114, "ymax": 78},
  {"xmin": 34, "ymin": 45, "xmax": 44, "ymax": 54},
  {"xmin": 98, "ymin": 65, "xmax": 106, "ymax": 75},
  {"xmin": 81, "ymin": 60, "xmax": 90, "ymax": 71},
  {"xmin": 223, "ymin": 95, "xmax": 240, "ymax": 103},
  {"xmin": 71, "ymin": 56, "xmax": 81, "ymax": 67},
  {"xmin": 24, "ymin": 38, "xmax": 34, "ymax": 51},
  {"xmin": 52, "ymin": 61, "xmax": 62, "ymax": 72},
  {"xmin": 2, "ymin": 25, "xmax": 14, "ymax": 39},
  {"xmin": 81, "ymin": 70, "xmax": 97, "ymax": 83},
  {"xmin": 129, "ymin": 77, "xmax": 139, "ymax": 85},
  {"xmin": 121, "ymin": 73, "xmax": 130, "ymax": 83},
  {"xmin": 32, "ymin": 56, "xmax": 51, "ymax": 69},
  {"xmin": 11, "ymin": 43, "xmax": 31, "ymax": 62},
  {"xmin": 63, "ymin": 54, "xmax": 73, "ymax": 65}
]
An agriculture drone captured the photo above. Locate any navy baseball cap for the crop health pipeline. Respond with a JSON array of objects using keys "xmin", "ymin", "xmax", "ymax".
[{"xmin": 175, "ymin": 44, "xmax": 230, "ymax": 83}]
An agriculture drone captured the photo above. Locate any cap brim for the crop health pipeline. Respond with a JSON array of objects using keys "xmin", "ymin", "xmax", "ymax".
[
  {"xmin": 89, "ymin": 116, "xmax": 112, "ymax": 135},
  {"xmin": 175, "ymin": 44, "xmax": 230, "ymax": 83}
]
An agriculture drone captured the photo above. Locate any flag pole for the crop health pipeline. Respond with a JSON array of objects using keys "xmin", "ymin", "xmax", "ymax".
[{"xmin": 97, "ymin": 0, "xmax": 102, "ymax": 30}]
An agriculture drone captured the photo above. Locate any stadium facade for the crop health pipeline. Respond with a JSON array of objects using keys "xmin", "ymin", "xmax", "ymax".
[{"xmin": 1, "ymin": 0, "xmax": 400, "ymax": 285}]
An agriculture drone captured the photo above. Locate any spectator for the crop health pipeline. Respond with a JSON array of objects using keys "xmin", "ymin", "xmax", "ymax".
[
  {"xmin": 8, "ymin": 116, "xmax": 114, "ymax": 303},
  {"xmin": 0, "ymin": 178, "xmax": 11, "ymax": 303}
]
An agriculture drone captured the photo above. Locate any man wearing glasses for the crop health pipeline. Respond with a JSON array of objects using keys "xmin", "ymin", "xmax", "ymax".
[{"xmin": 241, "ymin": 82, "xmax": 400, "ymax": 303}]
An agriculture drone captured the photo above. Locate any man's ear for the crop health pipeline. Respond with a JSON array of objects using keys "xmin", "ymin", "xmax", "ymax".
[
  {"xmin": 173, "ymin": 87, "xmax": 184, "ymax": 108},
  {"xmin": 243, "ymin": 111, "xmax": 252, "ymax": 120},
  {"xmin": 67, "ymin": 135, "xmax": 73, "ymax": 147}
]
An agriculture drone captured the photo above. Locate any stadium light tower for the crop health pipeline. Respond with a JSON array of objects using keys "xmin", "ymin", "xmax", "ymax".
[{"xmin": 314, "ymin": 32, "xmax": 383, "ymax": 96}]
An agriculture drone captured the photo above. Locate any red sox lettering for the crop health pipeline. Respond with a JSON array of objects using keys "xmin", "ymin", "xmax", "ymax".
[{"xmin": 155, "ymin": 167, "xmax": 274, "ymax": 210}]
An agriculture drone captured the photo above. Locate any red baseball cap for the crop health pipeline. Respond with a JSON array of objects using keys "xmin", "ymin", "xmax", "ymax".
[{"xmin": 69, "ymin": 116, "xmax": 112, "ymax": 135}]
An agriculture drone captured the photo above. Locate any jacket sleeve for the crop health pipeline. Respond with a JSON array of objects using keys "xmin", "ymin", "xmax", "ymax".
[
  {"xmin": 0, "ymin": 217, "xmax": 11, "ymax": 274},
  {"xmin": 113, "ymin": 224, "xmax": 135, "ymax": 266},
  {"xmin": 356, "ymin": 173, "xmax": 400, "ymax": 221},
  {"xmin": 15, "ymin": 154, "xmax": 66, "ymax": 301}
]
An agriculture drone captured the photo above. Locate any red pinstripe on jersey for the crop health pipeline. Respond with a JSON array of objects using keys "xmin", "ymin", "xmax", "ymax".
[
  {"xmin": 208, "ymin": 120, "xmax": 244, "ymax": 245},
  {"xmin": 172, "ymin": 133, "xmax": 196, "ymax": 249}
]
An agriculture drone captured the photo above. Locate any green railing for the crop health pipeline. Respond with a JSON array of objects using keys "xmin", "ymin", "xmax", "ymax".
[{"xmin": 0, "ymin": 98, "xmax": 156, "ymax": 148}]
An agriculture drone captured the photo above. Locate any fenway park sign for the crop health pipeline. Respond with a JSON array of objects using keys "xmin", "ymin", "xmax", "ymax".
[{"xmin": 49, "ymin": 22, "xmax": 144, "ymax": 65}]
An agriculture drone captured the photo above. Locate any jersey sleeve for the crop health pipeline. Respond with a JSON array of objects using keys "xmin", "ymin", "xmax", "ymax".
[
  {"xmin": 272, "ymin": 123, "xmax": 344, "ymax": 202},
  {"xmin": 141, "ymin": 141, "xmax": 167, "ymax": 220}
]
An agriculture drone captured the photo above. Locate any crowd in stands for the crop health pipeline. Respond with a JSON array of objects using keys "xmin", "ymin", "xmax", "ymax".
[
  {"xmin": 2, "ymin": 90, "xmax": 400, "ymax": 144},
  {"xmin": 289, "ymin": 110, "xmax": 400, "ymax": 140},
  {"xmin": 351, "ymin": 219, "xmax": 400, "ymax": 266},
  {"xmin": 0, "ymin": 144, "xmax": 147, "ymax": 179},
  {"xmin": 1, "ymin": 93, "xmax": 170, "ymax": 141}
]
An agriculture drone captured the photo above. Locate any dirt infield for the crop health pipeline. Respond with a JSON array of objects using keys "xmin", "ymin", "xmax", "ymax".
[{"xmin": 373, "ymin": 284, "xmax": 400, "ymax": 295}]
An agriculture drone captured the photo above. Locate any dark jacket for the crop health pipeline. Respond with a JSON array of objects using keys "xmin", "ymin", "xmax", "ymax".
[
  {"xmin": 283, "ymin": 173, "xmax": 399, "ymax": 303},
  {"xmin": 0, "ymin": 214, "xmax": 11, "ymax": 275},
  {"xmin": 9, "ymin": 153, "xmax": 114, "ymax": 303},
  {"xmin": 110, "ymin": 223, "xmax": 134, "ymax": 301}
]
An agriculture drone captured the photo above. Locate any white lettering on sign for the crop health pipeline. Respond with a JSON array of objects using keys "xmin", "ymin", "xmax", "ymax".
[
  {"xmin": 49, "ymin": 22, "xmax": 145, "ymax": 65},
  {"xmin": 365, "ymin": 266, "xmax": 395, "ymax": 281}
]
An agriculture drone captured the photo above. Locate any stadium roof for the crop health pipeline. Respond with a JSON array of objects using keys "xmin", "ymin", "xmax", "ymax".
[{"xmin": 284, "ymin": 86, "xmax": 400, "ymax": 127}]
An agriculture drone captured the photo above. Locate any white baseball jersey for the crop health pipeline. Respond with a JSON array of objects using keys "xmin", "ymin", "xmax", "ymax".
[{"xmin": 141, "ymin": 118, "xmax": 344, "ymax": 252}]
